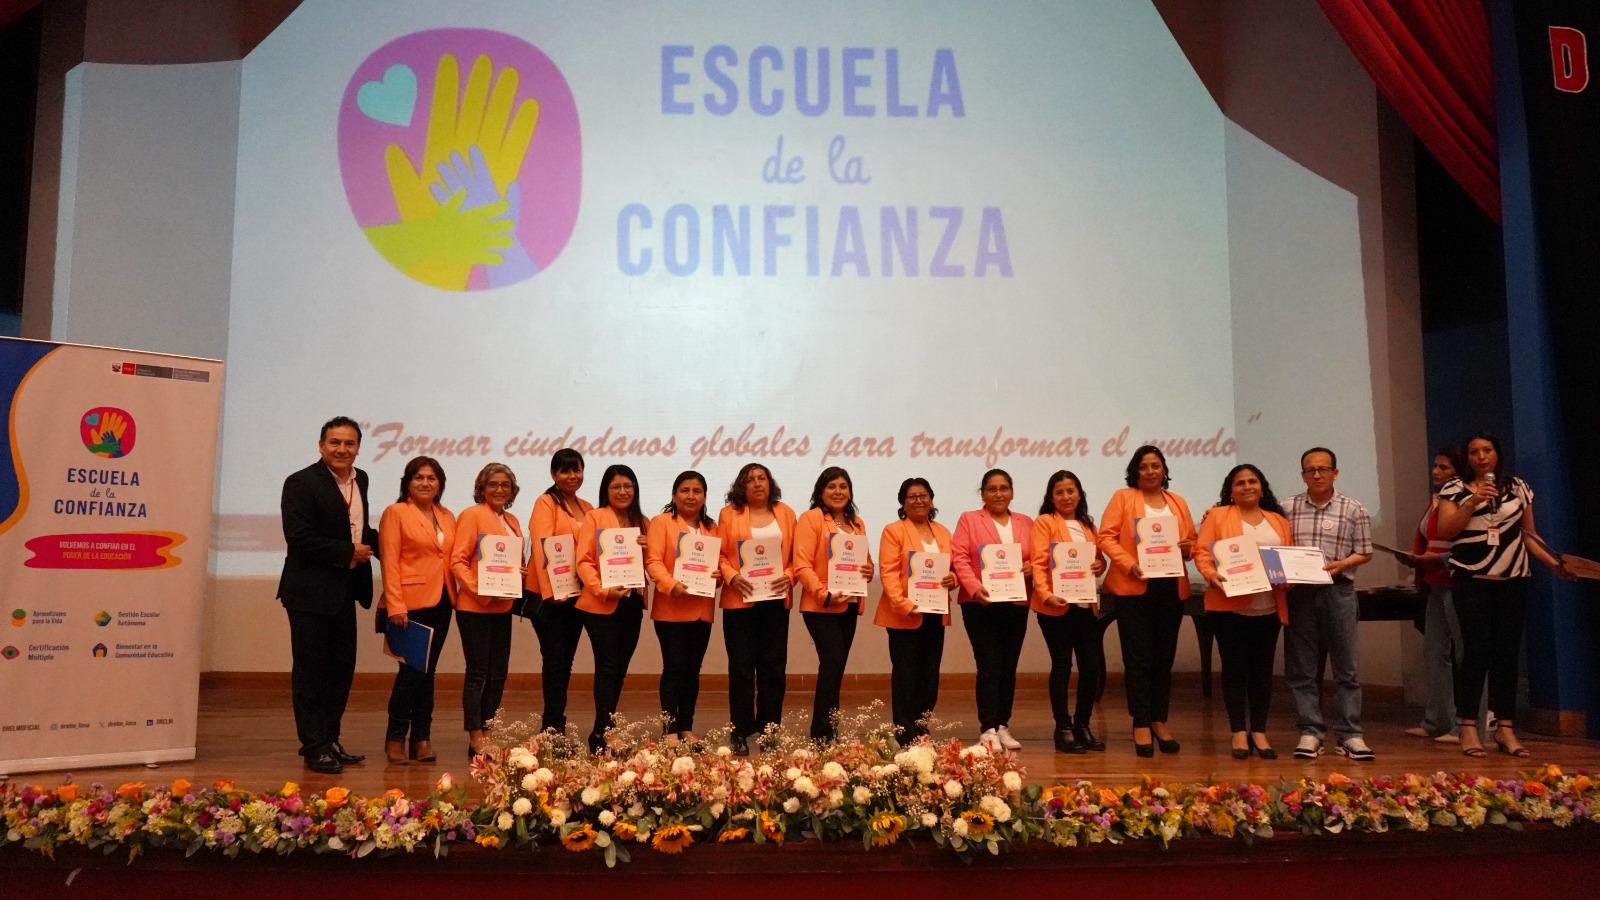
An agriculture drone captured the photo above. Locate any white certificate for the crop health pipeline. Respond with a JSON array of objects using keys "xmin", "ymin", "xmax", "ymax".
[
  {"xmin": 597, "ymin": 527, "xmax": 646, "ymax": 589},
  {"xmin": 673, "ymin": 532, "xmax": 723, "ymax": 598},
  {"xmin": 1259, "ymin": 545, "xmax": 1335, "ymax": 585},
  {"xmin": 826, "ymin": 532, "xmax": 869, "ymax": 598},
  {"xmin": 1209, "ymin": 536, "xmax": 1273, "ymax": 597},
  {"xmin": 542, "ymin": 535, "xmax": 580, "ymax": 600},
  {"xmin": 979, "ymin": 543, "xmax": 1027, "ymax": 602},
  {"xmin": 1050, "ymin": 541, "xmax": 1099, "ymax": 604},
  {"xmin": 1135, "ymin": 515, "xmax": 1185, "ymax": 578},
  {"xmin": 476, "ymin": 533, "xmax": 523, "ymax": 599},
  {"xmin": 738, "ymin": 539, "xmax": 786, "ymax": 602},
  {"xmin": 907, "ymin": 551, "xmax": 951, "ymax": 614}
]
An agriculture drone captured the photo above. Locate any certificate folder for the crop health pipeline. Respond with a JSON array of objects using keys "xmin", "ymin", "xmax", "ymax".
[{"xmin": 384, "ymin": 619, "xmax": 435, "ymax": 672}]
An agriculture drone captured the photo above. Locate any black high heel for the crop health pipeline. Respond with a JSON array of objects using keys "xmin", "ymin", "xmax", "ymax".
[
  {"xmin": 1250, "ymin": 735, "xmax": 1277, "ymax": 760},
  {"xmin": 1493, "ymin": 724, "xmax": 1531, "ymax": 758},
  {"xmin": 1155, "ymin": 735, "xmax": 1181, "ymax": 754},
  {"xmin": 1133, "ymin": 727, "xmax": 1154, "ymax": 758},
  {"xmin": 1230, "ymin": 734, "xmax": 1249, "ymax": 760}
]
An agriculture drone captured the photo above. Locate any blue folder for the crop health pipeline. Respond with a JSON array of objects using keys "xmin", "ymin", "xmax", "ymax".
[{"xmin": 384, "ymin": 619, "xmax": 435, "ymax": 672}]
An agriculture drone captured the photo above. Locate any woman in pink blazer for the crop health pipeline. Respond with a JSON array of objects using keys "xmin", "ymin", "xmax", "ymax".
[
  {"xmin": 951, "ymin": 469, "xmax": 1034, "ymax": 752},
  {"xmin": 377, "ymin": 456, "xmax": 457, "ymax": 765}
]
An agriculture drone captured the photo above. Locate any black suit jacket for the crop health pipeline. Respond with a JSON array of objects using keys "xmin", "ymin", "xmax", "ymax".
[{"xmin": 277, "ymin": 461, "xmax": 379, "ymax": 613}]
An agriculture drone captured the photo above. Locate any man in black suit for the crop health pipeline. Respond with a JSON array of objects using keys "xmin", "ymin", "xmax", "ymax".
[{"xmin": 279, "ymin": 416, "xmax": 378, "ymax": 775}]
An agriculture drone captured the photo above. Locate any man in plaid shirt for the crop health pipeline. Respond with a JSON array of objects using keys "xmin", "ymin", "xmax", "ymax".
[{"xmin": 1283, "ymin": 447, "xmax": 1375, "ymax": 761}]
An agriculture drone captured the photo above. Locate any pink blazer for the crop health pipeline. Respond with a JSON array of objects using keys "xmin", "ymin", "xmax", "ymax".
[{"xmin": 950, "ymin": 508, "xmax": 1034, "ymax": 604}]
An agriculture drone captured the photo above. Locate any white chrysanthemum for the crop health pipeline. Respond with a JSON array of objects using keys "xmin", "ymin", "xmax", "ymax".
[
  {"xmin": 952, "ymin": 817, "xmax": 969, "ymax": 836},
  {"xmin": 785, "ymin": 766, "xmax": 803, "ymax": 781},
  {"xmin": 921, "ymin": 812, "xmax": 938, "ymax": 828},
  {"xmin": 599, "ymin": 810, "xmax": 616, "ymax": 826},
  {"xmin": 960, "ymin": 743, "xmax": 989, "ymax": 759},
  {"xmin": 737, "ymin": 771, "xmax": 755, "ymax": 792},
  {"xmin": 581, "ymin": 787, "xmax": 602, "ymax": 805},
  {"xmin": 642, "ymin": 772, "xmax": 656, "ymax": 785},
  {"xmin": 617, "ymin": 770, "xmax": 638, "ymax": 787},
  {"xmin": 532, "ymin": 768, "xmax": 555, "ymax": 788},
  {"xmin": 944, "ymin": 780, "xmax": 964, "ymax": 799},
  {"xmin": 716, "ymin": 746, "xmax": 733, "ymax": 757},
  {"xmin": 509, "ymin": 748, "xmax": 537, "ymax": 770},
  {"xmin": 497, "ymin": 811, "xmax": 513, "ymax": 830},
  {"xmin": 852, "ymin": 786, "xmax": 873, "ymax": 805},
  {"xmin": 821, "ymin": 761, "xmax": 845, "ymax": 780},
  {"xmin": 1003, "ymin": 771, "xmax": 1022, "ymax": 792},
  {"xmin": 521, "ymin": 773, "xmax": 540, "ymax": 792},
  {"xmin": 711, "ymin": 801, "xmax": 725, "ymax": 817},
  {"xmin": 880, "ymin": 763, "xmax": 900, "ymax": 777},
  {"xmin": 672, "ymin": 756, "xmax": 696, "ymax": 776},
  {"xmin": 713, "ymin": 785, "xmax": 729, "ymax": 801},
  {"xmin": 782, "ymin": 797, "xmax": 801, "ymax": 813},
  {"xmin": 826, "ymin": 788, "xmax": 844, "ymax": 808},
  {"xmin": 511, "ymin": 798, "xmax": 533, "ymax": 816},
  {"xmin": 792, "ymin": 776, "xmax": 819, "ymax": 798},
  {"xmin": 549, "ymin": 807, "xmax": 569, "ymax": 827},
  {"xmin": 758, "ymin": 764, "xmax": 774, "ymax": 778},
  {"xmin": 980, "ymin": 795, "xmax": 1012, "ymax": 822}
]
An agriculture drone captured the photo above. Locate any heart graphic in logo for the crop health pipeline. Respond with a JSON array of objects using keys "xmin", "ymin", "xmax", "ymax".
[{"xmin": 356, "ymin": 63, "xmax": 417, "ymax": 126}]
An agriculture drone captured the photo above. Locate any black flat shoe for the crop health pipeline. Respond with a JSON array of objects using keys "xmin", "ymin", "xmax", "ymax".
[
  {"xmin": 730, "ymin": 734, "xmax": 750, "ymax": 757},
  {"xmin": 587, "ymin": 733, "xmax": 606, "ymax": 755},
  {"xmin": 329, "ymin": 742, "xmax": 365, "ymax": 765},
  {"xmin": 1054, "ymin": 729, "xmax": 1086, "ymax": 754},
  {"xmin": 1155, "ymin": 736, "xmax": 1181, "ymax": 754},
  {"xmin": 305, "ymin": 749, "xmax": 343, "ymax": 775},
  {"xmin": 1073, "ymin": 725, "xmax": 1106, "ymax": 752}
]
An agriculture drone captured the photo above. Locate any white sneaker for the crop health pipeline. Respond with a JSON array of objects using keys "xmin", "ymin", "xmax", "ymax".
[
  {"xmin": 995, "ymin": 725, "xmax": 1023, "ymax": 750},
  {"xmin": 1293, "ymin": 734, "xmax": 1322, "ymax": 759},
  {"xmin": 978, "ymin": 728, "xmax": 1002, "ymax": 751},
  {"xmin": 1337, "ymin": 736, "xmax": 1376, "ymax": 761}
]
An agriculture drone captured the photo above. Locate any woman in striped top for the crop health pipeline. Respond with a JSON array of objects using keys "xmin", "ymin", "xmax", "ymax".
[
  {"xmin": 1404, "ymin": 446, "xmax": 1467, "ymax": 744},
  {"xmin": 1437, "ymin": 432, "xmax": 1572, "ymax": 758}
]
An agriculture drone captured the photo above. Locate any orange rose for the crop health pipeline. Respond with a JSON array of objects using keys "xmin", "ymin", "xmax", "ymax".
[
  {"xmin": 55, "ymin": 784, "xmax": 80, "ymax": 803},
  {"xmin": 213, "ymin": 779, "xmax": 237, "ymax": 793},
  {"xmin": 170, "ymin": 779, "xmax": 191, "ymax": 797},
  {"xmin": 279, "ymin": 781, "xmax": 300, "ymax": 797},
  {"xmin": 1526, "ymin": 782, "xmax": 1548, "ymax": 797},
  {"xmin": 1545, "ymin": 765, "xmax": 1564, "ymax": 779},
  {"xmin": 1282, "ymin": 789, "xmax": 1302, "ymax": 805},
  {"xmin": 115, "ymin": 782, "xmax": 146, "ymax": 800},
  {"xmin": 1575, "ymin": 776, "xmax": 1592, "ymax": 793},
  {"xmin": 1098, "ymin": 788, "xmax": 1121, "ymax": 807},
  {"xmin": 325, "ymin": 786, "xmax": 350, "ymax": 809},
  {"xmin": 383, "ymin": 788, "xmax": 406, "ymax": 801},
  {"xmin": 1328, "ymin": 773, "xmax": 1353, "ymax": 788}
]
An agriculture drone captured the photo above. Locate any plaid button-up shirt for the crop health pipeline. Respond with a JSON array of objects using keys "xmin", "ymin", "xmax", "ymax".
[{"xmin": 1283, "ymin": 491, "xmax": 1372, "ymax": 582}]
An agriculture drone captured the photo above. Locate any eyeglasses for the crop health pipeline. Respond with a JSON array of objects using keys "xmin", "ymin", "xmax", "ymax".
[
  {"xmin": 1301, "ymin": 467, "xmax": 1334, "ymax": 476},
  {"xmin": 903, "ymin": 493, "xmax": 932, "ymax": 502},
  {"xmin": 485, "ymin": 481, "xmax": 514, "ymax": 490}
]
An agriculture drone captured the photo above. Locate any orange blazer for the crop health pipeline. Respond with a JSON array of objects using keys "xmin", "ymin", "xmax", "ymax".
[
  {"xmin": 575, "ymin": 507, "xmax": 650, "ymax": 615},
  {"xmin": 646, "ymin": 512, "xmax": 720, "ymax": 623},
  {"xmin": 449, "ymin": 503, "xmax": 522, "ymax": 614},
  {"xmin": 792, "ymin": 507, "xmax": 871, "ymax": 615},
  {"xmin": 379, "ymin": 500, "xmax": 459, "ymax": 614},
  {"xmin": 1096, "ymin": 488, "xmax": 1197, "ymax": 598},
  {"xmin": 875, "ymin": 518, "xmax": 953, "ymax": 629},
  {"xmin": 1028, "ymin": 513, "xmax": 1103, "ymax": 616},
  {"xmin": 525, "ymin": 492, "xmax": 594, "ymax": 602},
  {"xmin": 715, "ymin": 501, "xmax": 798, "ymax": 610},
  {"xmin": 1192, "ymin": 504, "xmax": 1291, "ymax": 622}
]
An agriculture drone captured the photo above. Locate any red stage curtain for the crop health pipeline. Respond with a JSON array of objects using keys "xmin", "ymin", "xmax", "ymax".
[
  {"xmin": 1318, "ymin": 0, "xmax": 1500, "ymax": 222},
  {"xmin": 0, "ymin": 0, "xmax": 43, "ymax": 29}
]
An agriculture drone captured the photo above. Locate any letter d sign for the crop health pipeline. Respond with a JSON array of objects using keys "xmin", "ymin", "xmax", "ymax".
[{"xmin": 1551, "ymin": 26, "xmax": 1589, "ymax": 93}]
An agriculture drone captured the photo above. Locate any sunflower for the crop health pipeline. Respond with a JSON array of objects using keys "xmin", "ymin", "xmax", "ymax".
[
  {"xmin": 960, "ymin": 810, "xmax": 995, "ymax": 835},
  {"xmin": 717, "ymin": 826, "xmax": 750, "ymax": 843},
  {"xmin": 475, "ymin": 834, "xmax": 501, "ymax": 848},
  {"xmin": 612, "ymin": 820, "xmax": 638, "ymax": 841},
  {"xmin": 869, "ymin": 812, "xmax": 906, "ymax": 847},
  {"xmin": 652, "ymin": 823, "xmax": 694, "ymax": 854},
  {"xmin": 759, "ymin": 810, "xmax": 786, "ymax": 844},
  {"xmin": 562, "ymin": 822, "xmax": 598, "ymax": 852}
]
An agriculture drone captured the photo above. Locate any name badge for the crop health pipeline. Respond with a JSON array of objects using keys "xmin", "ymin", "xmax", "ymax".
[{"xmin": 1486, "ymin": 526, "xmax": 1500, "ymax": 547}]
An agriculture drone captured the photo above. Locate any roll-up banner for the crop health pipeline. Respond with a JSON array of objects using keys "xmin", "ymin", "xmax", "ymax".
[{"xmin": 0, "ymin": 338, "xmax": 222, "ymax": 775}]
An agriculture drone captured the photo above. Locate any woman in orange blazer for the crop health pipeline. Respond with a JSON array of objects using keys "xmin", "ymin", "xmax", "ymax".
[
  {"xmin": 876, "ymin": 477, "xmax": 956, "ymax": 742},
  {"xmin": 378, "ymin": 456, "xmax": 457, "ymax": 765},
  {"xmin": 1028, "ymin": 470, "xmax": 1107, "ymax": 755},
  {"xmin": 716, "ymin": 463, "xmax": 798, "ymax": 755},
  {"xmin": 792, "ymin": 466, "xmax": 874, "ymax": 741},
  {"xmin": 1097, "ymin": 444, "xmax": 1197, "ymax": 757},
  {"xmin": 646, "ymin": 470, "xmax": 722, "ymax": 743},
  {"xmin": 1192, "ymin": 464, "xmax": 1292, "ymax": 760},
  {"xmin": 525, "ymin": 448, "xmax": 593, "ymax": 734},
  {"xmin": 951, "ymin": 469, "xmax": 1034, "ymax": 752},
  {"xmin": 450, "ymin": 462, "xmax": 524, "ymax": 759},
  {"xmin": 575, "ymin": 464, "xmax": 649, "ymax": 753}
]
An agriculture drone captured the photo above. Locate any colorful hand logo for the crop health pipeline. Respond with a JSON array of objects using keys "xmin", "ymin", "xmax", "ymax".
[{"xmin": 85, "ymin": 410, "xmax": 129, "ymax": 458}]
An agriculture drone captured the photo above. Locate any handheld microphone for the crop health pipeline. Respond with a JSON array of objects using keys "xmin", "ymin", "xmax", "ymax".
[{"xmin": 1484, "ymin": 472, "xmax": 1498, "ymax": 511}]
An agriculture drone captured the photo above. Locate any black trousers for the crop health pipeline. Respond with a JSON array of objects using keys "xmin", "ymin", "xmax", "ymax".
[
  {"xmin": 287, "ymin": 603, "xmax": 357, "ymax": 755},
  {"xmin": 1452, "ymin": 574, "xmax": 1529, "ymax": 722},
  {"xmin": 456, "ymin": 609, "xmax": 512, "ymax": 732},
  {"xmin": 887, "ymin": 615, "xmax": 945, "ymax": 740},
  {"xmin": 1035, "ymin": 606, "xmax": 1104, "ymax": 730},
  {"xmin": 803, "ymin": 611, "xmax": 858, "ymax": 739},
  {"xmin": 961, "ymin": 600, "xmax": 1029, "ymax": 732},
  {"xmin": 385, "ymin": 592, "xmax": 453, "ymax": 742},
  {"xmin": 584, "ymin": 594, "xmax": 645, "ymax": 739},
  {"xmin": 530, "ymin": 600, "xmax": 586, "ymax": 731},
  {"xmin": 656, "ymin": 619, "xmax": 714, "ymax": 733},
  {"xmin": 1115, "ymin": 577, "xmax": 1183, "ymax": 727},
  {"xmin": 1210, "ymin": 611, "xmax": 1281, "ymax": 733},
  {"xmin": 723, "ymin": 601, "xmax": 790, "ymax": 738}
]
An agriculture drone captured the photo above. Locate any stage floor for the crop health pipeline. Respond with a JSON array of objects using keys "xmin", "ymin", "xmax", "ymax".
[{"xmin": 10, "ymin": 676, "xmax": 1600, "ymax": 794}]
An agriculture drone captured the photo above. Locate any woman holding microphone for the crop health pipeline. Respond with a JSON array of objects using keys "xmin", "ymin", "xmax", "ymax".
[
  {"xmin": 1437, "ymin": 431, "xmax": 1573, "ymax": 758},
  {"xmin": 646, "ymin": 471, "xmax": 722, "ymax": 743},
  {"xmin": 1098, "ymin": 445, "xmax": 1196, "ymax": 757},
  {"xmin": 952, "ymin": 469, "xmax": 1034, "ymax": 752},
  {"xmin": 525, "ymin": 448, "xmax": 592, "ymax": 734},
  {"xmin": 793, "ymin": 467, "xmax": 874, "ymax": 742},
  {"xmin": 378, "ymin": 456, "xmax": 457, "ymax": 765},
  {"xmin": 717, "ymin": 463, "xmax": 798, "ymax": 755},
  {"xmin": 450, "ymin": 462, "xmax": 524, "ymax": 759},
  {"xmin": 575, "ymin": 464, "xmax": 650, "ymax": 753},
  {"xmin": 1028, "ymin": 470, "xmax": 1106, "ymax": 754},
  {"xmin": 876, "ymin": 477, "xmax": 957, "ymax": 742},
  {"xmin": 1193, "ymin": 464, "xmax": 1290, "ymax": 760}
]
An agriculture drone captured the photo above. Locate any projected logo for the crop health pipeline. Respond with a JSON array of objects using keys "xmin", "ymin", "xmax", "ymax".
[
  {"xmin": 81, "ymin": 407, "xmax": 136, "ymax": 459},
  {"xmin": 10, "ymin": 609, "xmax": 22, "ymax": 628},
  {"xmin": 339, "ymin": 29, "xmax": 582, "ymax": 292}
]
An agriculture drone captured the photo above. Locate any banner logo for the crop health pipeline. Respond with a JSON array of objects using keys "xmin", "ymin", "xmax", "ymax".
[
  {"xmin": 95, "ymin": 611, "xmax": 112, "ymax": 626},
  {"xmin": 339, "ymin": 29, "xmax": 583, "ymax": 292},
  {"xmin": 2, "ymin": 645, "xmax": 17, "ymax": 660},
  {"xmin": 81, "ymin": 407, "xmax": 136, "ymax": 459},
  {"xmin": 92, "ymin": 643, "xmax": 108, "ymax": 658},
  {"xmin": 9, "ymin": 608, "xmax": 22, "ymax": 627}
]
